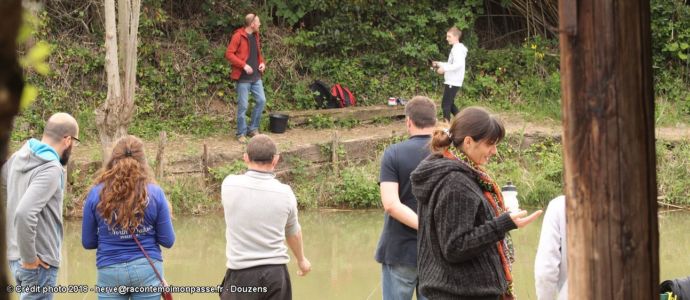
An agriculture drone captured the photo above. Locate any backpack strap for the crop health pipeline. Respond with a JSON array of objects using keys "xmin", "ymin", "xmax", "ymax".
[
  {"xmin": 130, "ymin": 229, "xmax": 168, "ymax": 287},
  {"xmin": 331, "ymin": 84, "xmax": 344, "ymax": 108},
  {"xmin": 343, "ymin": 86, "xmax": 355, "ymax": 106}
]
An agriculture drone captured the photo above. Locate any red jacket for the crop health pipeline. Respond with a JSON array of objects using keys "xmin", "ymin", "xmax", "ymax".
[{"xmin": 225, "ymin": 28, "xmax": 264, "ymax": 81}]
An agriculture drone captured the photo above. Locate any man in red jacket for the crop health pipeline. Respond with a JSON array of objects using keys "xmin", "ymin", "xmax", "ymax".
[{"xmin": 225, "ymin": 13, "xmax": 267, "ymax": 143}]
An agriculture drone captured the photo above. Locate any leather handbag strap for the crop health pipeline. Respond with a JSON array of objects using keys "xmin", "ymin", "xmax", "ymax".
[{"xmin": 129, "ymin": 229, "xmax": 167, "ymax": 286}]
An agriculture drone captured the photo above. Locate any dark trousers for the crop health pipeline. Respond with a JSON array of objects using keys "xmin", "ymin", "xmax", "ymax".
[
  {"xmin": 219, "ymin": 264, "xmax": 292, "ymax": 300},
  {"xmin": 441, "ymin": 84, "xmax": 460, "ymax": 121}
]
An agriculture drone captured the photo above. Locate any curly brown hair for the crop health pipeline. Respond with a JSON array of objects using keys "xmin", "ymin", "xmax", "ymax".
[{"xmin": 95, "ymin": 135, "xmax": 154, "ymax": 230}]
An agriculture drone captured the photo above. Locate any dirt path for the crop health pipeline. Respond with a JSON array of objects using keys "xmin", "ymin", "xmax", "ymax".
[{"xmin": 71, "ymin": 112, "xmax": 689, "ymax": 169}]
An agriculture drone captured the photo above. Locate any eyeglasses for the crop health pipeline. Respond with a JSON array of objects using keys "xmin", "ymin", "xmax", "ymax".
[{"xmin": 65, "ymin": 135, "xmax": 80, "ymax": 146}]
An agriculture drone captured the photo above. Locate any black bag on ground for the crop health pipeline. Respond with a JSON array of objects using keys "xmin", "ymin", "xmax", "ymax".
[
  {"xmin": 660, "ymin": 276, "xmax": 690, "ymax": 299},
  {"xmin": 309, "ymin": 80, "xmax": 340, "ymax": 109}
]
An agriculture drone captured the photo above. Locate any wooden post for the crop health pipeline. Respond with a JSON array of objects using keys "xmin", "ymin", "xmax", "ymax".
[
  {"xmin": 202, "ymin": 143, "xmax": 210, "ymax": 181},
  {"xmin": 154, "ymin": 131, "xmax": 166, "ymax": 179},
  {"xmin": 331, "ymin": 131, "xmax": 339, "ymax": 172},
  {"xmin": 0, "ymin": 1, "xmax": 23, "ymax": 298},
  {"xmin": 559, "ymin": 0, "xmax": 658, "ymax": 299}
]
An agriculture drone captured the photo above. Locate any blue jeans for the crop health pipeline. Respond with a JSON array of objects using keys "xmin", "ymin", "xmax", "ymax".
[
  {"xmin": 11, "ymin": 259, "xmax": 59, "ymax": 300},
  {"xmin": 97, "ymin": 257, "xmax": 164, "ymax": 300},
  {"xmin": 382, "ymin": 263, "xmax": 427, "ymax": 300},
  {"xmin": 235, "ymin": 80, "xmax": 267, "ymax": 137}
]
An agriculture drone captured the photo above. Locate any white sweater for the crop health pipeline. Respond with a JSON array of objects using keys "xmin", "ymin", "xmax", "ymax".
[
  {"xmin": 439, "ymin": 43, "xmax": 468, "ymax": 87},
  {"xmin": 534, "ymin": 196, "xmax": 568, "ymax": 300},
  {"xmin": 221, "ymin": 170, "xmax": 301, "ymax": 270}
]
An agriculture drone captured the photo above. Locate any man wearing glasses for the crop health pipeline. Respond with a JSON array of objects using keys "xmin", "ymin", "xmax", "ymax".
[
  {"xmin": 2, "ymin": 112, "xmax": 79, "ymax": 299},
  {"xmin": 226, "ymin": 13, "xmax": 267, "ymax": 144}
]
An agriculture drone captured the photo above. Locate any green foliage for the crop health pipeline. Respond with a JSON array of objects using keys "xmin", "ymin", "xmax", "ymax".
[
  {"xmin": 63, "ymin": 163, "xmax": 98, "ymax": 217},
  {"xmin": 333, "ymin": 167, "xmax": 381, "ymax": 208},
  {"xmin": 268, "ymin": 0, "xmax": 315, "ymax": 27},
  {"xmin": 305, "ymin": 114, "xmax": 361, "ymax": 130},
  {"xmin": 160, "ymin": 177, "xmax": 219, "ymax": 214},
  {"xmin": 286, "ymin": 80, "xmax": 318, "ymax": 110},
  {"xmin": 319, "ymin": 143, "xmax": 346, "ymax": 161},
  {"xmin": 456, "ymin": 39, "xmax": 561, "ymax": 120},
  {"xmin": 335, "ymin": 118, "xmax": 360, "ymax": 129},
  {"xmin": 14, "ymin": 0, "xmax": 689, "ymax": 142},
  {"xmin": 287, "ymin": 160, "xmax": 381, "ymax": 209},
  {"xmin": 657, "ymin": 141, "xmax": 690, "ymax": 205},
  {"xmin": 291, "ymin": 181, "xmax": 321, "ymax": 209},
  {"xmin": 273, "ymin": 1, "xmax": 485, "ymax": 106},
  {"xmin": 305, "ymin": 114, "xmax": 335, "ymax": 129},
  {"xmin": 487, "ymin": 136, "xmax": 564, "ymax": 207},
  {"xmin": 651, "ymin": 0, "xmax": 690, "ymax": 66},
  {"xmin": 655, "ymin": 71, "xmax": 690, "ymax": 125},
  {"xmin": 208, "ymin": 160, "xmax": 246, "ymax": 183},
  {"xmin": 129, "ymin": 115, "xmax": 230, "ymax": 140},
  {"xmin": 651, "ymin": 0, "xmax": 690, "ymax": 121},
  {"xmin": 18, "ymin": 11, "xmax": 53, "ymax": 111}
]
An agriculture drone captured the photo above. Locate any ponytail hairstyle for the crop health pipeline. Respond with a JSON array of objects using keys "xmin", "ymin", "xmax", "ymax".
[
  {"xmin": 95, "ymin": 135, "xmax": 154, "ymax": 230},
  {"xmin": 430, "ymin": 106, "xmax": 505, "ymax": 155}
]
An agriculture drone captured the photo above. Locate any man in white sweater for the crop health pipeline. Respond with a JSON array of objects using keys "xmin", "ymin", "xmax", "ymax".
[
  {"xmin": 534, "ymin": 195, "xmax": 568, "ymax": 300},
  {"xmin": 219, "ymin": 135, "xmax": 311, "ymax": 300},
  {"xmin": 433, "ymin": 26, "xmax": 468, "ymax": 121}
]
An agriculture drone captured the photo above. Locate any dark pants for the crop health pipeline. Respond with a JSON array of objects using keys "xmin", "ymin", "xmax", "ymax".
[
  {"xmin": 441, "ymin": 84, "xmax": 460, "ymax": 121},
  {"xmin": 219, "ymin": 264, "xmax": 291, "ymax": 300}
]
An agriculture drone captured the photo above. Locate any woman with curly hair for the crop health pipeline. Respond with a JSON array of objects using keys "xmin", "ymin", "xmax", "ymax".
[
  {"xmin": 82, "ymin": 135, "xmax": 175, "ymax": 299},
  {"xmin": 411, "ymin": 107, "xmax": 542, "ymax": 299}
]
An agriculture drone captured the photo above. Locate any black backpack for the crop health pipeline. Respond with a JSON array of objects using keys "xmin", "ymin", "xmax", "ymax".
[
  {"xmin": 661, "ymin": 276, "xmax": 690, "ymax": 299},
  {"xmin": 309, "ymin": 80, "xmax": 340, "ymax": 109}
]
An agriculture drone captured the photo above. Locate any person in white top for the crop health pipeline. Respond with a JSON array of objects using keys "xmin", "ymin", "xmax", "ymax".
[
  {"xmin": 433, "ymin": 26, "xmax": 468, "ymax": 121},
  {"xmin": 534, "ymin": 195, "xmax": 568, "ymax": 300}
]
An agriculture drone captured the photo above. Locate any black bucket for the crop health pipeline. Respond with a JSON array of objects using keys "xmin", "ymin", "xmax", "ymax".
[{"xmin": 269, "ymin": 113, "xmax": 289, "ymax": 133}]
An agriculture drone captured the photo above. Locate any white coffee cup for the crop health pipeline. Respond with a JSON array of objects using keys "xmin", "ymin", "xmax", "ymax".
[{"xmin": 501, "ymin": 182, "xmax": 520, "ymax": 213}]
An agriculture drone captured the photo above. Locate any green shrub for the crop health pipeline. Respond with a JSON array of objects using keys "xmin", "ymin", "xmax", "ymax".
[
  {"xmin": 333, "ymin": 167, "xmax": 381, "ymax": 208},
  {"xmin": 208, "ymin": 160, "xmax": 246, "ymax": 183},
  {"xmin": 487, "ymin": 137, "xmax": 564, "ymax": 207},
  {"xmin": 657, "ymin": 141, "xmax": 690, "ymax": 205},
  {"xmin": 160, "ymin": 177, "xmax": 218, "ymax": 214}
]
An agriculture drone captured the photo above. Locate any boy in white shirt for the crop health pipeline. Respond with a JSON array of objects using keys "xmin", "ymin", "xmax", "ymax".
[
  {"xmin": 433, "ymin": 26, "xmax": 468, "ymax": 121},
  {"xmin": 534, "ymin": 195, "xmax": 568, "ymax": 300}
]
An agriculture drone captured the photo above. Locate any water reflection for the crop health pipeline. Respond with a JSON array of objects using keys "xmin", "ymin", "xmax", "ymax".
[{"xmin": 53, "ymin": 209, "xmax": 690, "ymax": 299}]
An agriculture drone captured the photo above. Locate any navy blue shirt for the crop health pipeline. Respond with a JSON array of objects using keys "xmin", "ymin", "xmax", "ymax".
[
  {"xmin": 82, "ymin": 183, "xmax": 175, "ymax": 268},
  {"xmin": 238, "ymin": 34, "xmax": 260, "ymax": 83},
  {"xmin": 375, "ymin": 135, "xmax": 431, "ymax": 266}
]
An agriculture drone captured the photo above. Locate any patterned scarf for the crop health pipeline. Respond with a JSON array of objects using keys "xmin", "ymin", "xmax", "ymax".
[{"xmin": 444, "ymin": 148, "xmax": 516, "ymax": 298}]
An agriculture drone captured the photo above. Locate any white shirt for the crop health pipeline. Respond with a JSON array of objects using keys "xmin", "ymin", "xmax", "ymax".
[
  {"xmin": 439, "ymin": 43, "xmax": 468, "ymax": 87},
  {"xmin": 221, "ymin": 170, "xmax": 301, "ymax": 270},
  {"xmin": 535, "ymin": 196, "xmax": 568, "ymax": 300}
]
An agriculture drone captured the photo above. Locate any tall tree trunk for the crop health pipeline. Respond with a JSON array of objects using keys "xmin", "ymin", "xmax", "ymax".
[
  {"xmin": 559, "ymin": 0, "xmax": 658, "ymax": 299},
  {"xmin": 0, "ymin": 1, "xmax": 24, "ymax": 299},
  {"xmin": 96, "ymin": 0, "xmax": 140, "ymax": 163}
]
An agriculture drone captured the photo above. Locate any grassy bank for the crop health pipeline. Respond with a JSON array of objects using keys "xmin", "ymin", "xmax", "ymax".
[{"xmin": 62, "ymin": 135, "xmax": 690, "ymax": 217}]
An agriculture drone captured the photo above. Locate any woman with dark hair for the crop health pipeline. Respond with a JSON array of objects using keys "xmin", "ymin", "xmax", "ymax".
[
  {"xmin": 82, "ymin": 135, "xmax": 175, "ymax": 299},
  {"xmin": 411, "ymin": 107, "xmax": 542, "ymax": 300}
]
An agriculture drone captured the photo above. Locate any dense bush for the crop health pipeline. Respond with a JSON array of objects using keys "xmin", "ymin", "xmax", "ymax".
[
  {"xmin": 13, "ymin": 0, "xmax": 689, "ymax": 141},
  {"xmin": 650, "ymin": 0, "xmax": 690, "ymax": 117}
]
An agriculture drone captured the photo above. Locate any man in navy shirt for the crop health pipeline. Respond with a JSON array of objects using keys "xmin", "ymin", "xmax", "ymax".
[{"xmin": 375, "ymin": 96, "xmax": 437, "ymax": 300}]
